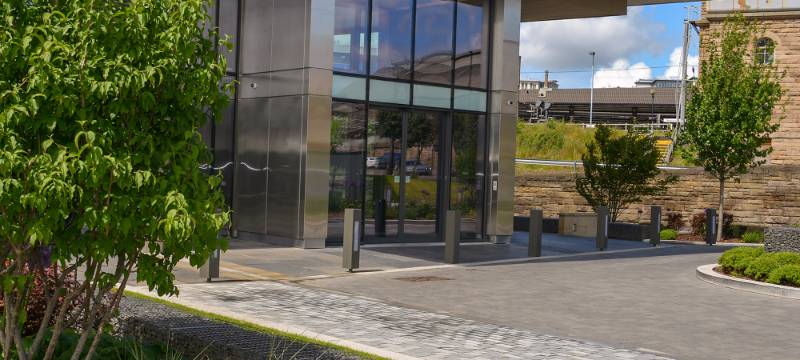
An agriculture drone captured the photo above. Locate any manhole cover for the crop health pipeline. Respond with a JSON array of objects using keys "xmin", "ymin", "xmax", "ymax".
[{"xmin": 393, "ymin": 276, "xmax": 453, "ymax": 282}]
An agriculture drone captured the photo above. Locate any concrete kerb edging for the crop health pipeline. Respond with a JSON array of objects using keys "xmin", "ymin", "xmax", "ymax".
[
  {"xmin": 124, "ymin": 286, "xmax": 421, "ymax": 360},
  {"xmin": 662, "ymin": 240, "xmax": 764, "ymax": 247},
  {"xmin": 696, "ymin": 264, "xmax": 800, "ymax": 300}
]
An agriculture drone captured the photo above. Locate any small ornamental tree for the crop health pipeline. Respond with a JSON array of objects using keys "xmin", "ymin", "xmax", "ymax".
[
  {"xmin": 576, "ymin": 126, "xmax": 677, "ymax": 222},
  {"xmin": 0, "ymin": 1, "xmax": 230, "ymax": 359},
  {"xmin": 683, "ymin": 14, "xmax": 783, "ymax": 243}
]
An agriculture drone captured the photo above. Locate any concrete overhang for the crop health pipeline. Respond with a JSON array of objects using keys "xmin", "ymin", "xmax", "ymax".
[{"xmin": 522, "ymin": 0, "xmax": 698, "ymax": 22}]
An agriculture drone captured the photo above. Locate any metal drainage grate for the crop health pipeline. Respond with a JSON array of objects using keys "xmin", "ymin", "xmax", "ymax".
[{"xmin": 393, "ymin": 276, "xmax": 453, "ymax": 282}]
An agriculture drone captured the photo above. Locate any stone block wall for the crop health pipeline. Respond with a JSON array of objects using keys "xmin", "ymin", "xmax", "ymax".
[
  {"xmin": 515, "ymin": 165, "xmax": 800, "ymax": 227},
  {"xmin": 765, "ymin": 227, "xmax": 800, "ymax": 253}
]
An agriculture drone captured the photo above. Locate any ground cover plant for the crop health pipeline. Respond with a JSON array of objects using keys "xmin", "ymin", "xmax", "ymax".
[
  {"xmin": 718, "ymin": 248, "xmax": 800, "ymax": 287},
  {"xmin": 660, "ymin": 229, "xmax": 678, "ymax": 240},
  {"xmin": 0, "ymin": 0, "xmax": 231, "ymax": 358}
]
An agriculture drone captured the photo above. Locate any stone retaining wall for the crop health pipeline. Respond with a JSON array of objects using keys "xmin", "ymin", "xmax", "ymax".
[
  {"xmin": 515, "ymin": 165, "xmax": 800, "ymax": 227},
  {"xmin": 765, "ymin": 227, "xmax": 800, "ymax": 253}
]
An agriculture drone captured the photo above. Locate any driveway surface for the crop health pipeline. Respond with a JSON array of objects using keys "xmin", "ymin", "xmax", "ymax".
[{"xmin": 300, "ymin": 245, "xmax": 799, "ymax": 360}]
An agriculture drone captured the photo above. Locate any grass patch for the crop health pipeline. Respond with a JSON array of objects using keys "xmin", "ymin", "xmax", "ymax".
[
  {"xmin": 123, "ymin": 290, "xmax": 389, "ymax": 360},
  {"xmin": 516, "ymin": 121, "xmax": 598, "ymax": 161}
]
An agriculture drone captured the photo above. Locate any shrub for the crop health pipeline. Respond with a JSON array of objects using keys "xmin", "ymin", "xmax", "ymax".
[
  {"xmin": 660, "ymin": 229, "xmax": 678, "ymax": 240},
  {"xmin": 766, "ymin": 264, "xmax": 800, "ymax": 287},
  {"xmin": 691, "ymin": 212, "xmax": 734, "ymax": 237},
  {"xmin": 744, "ymin": 252, "xmax": 800, "ymax": 281},
  {"xmin": 719, "ymin": 247, "xmax": 765, "ymax": 275},
  {"xmin": 742, "ymin": 231, "xmax": 765, "ymax": 244},
  {"xmin": 666, "ymin": 213, "xmax": 684, "ymax": 231}
]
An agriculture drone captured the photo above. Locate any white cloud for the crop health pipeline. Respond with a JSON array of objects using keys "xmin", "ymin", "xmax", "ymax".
[
  {"xmin": 593, "ymin": 59, "xmax": 653, "ymax": 88},
  {"xmin": 519, "ymin": 7, "xmax": 665, "ymax": 73},
  {"xmin": 662, "ymin": 46, "xmax": 700, "ymax": 79}
]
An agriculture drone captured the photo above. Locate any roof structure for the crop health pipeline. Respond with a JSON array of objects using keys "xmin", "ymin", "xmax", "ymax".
[{"xmin": 519, "ymin": 87, "xmax": 679, "ymax": 106}]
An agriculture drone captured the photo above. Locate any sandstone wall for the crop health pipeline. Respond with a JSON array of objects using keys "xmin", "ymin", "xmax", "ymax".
[{"xmin": 514, "ymin": 165, "xmax": 800, "ymax": 227}]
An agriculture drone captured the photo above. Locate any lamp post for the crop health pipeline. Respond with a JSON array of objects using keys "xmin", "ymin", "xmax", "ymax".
[
  {"xmin": 589, "ymin": 51, "xmax": 596, "ymax": 126},
  {"xmin": 650, "ymin": 87, "xmax": 656, "ymax": 123}
]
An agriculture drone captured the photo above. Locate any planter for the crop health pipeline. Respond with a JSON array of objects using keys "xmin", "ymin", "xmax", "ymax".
[
  {"xmin": 696, "ymin": 264, "xmax": 800, "ymax": 300},
  {"xmin": 764, "ymin": 227, "xmax": 800, "ymax": 253}
]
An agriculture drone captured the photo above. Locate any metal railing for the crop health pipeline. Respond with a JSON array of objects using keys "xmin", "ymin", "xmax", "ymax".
[{"xmin": 515, "ymin": 158, "xmax": 689, "ymax": 171}]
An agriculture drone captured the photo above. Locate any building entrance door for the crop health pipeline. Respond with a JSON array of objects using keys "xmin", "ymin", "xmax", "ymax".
[{"xmin": 365, "ymin": 107, "xmax": 447, "ymax": 243}]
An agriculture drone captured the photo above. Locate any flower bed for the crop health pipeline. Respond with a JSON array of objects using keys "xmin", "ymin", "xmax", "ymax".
[{"xmin": 717, "ymin": 247, "xmax": 800, "ymax": 287}]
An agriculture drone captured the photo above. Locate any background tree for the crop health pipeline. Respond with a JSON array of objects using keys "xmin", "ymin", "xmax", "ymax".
[
  {"xmin": 0, "ymin": 1, "xmax": 230, "ymax": 359},
  {"xmin": 576, "ymin": 126, "xmax": 677, "ymax": 222},
  {"xmin": 682, "ymin": 14, "xmax": 783, "ymax": 243}
]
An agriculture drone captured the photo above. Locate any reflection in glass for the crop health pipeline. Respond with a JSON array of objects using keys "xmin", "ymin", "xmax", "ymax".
[
  {"xmin": 334, "ymin": 0, "xmax": 369, "ymax": 74},
  {"xmin": 366, "ymin": 108, "xmax": 403, "ymax": 240},
  {"xmin": 333, "ymin": 75, "xmax": 367, "ymax": 100},
  {"xmin": 404, "ymin": 111, "xmax": 441, "ymax": 239},
  {"xmin": 413, "ymin": 84, "xmax": 451, "ymax": 109},
  {"xmin": 454, "ymin": 0, "xmax": 487, "ymax": 88},
  {"xmin": 370, "ymin": 0, "xmax": 413, "ymax": 79},
  {"xmin": 328, "ymin": 102, "xmax": 367, "ymax": 242},
  {"xmin": 414, "ymin": 0, "xmax": 455, "ymax": 85},
  {"xmin": 369, "ymin": 79, "xmax": 411, "ymax": 105},
  {"xmin": 451, "ymin": 113, "xmax": 484, "ymax": 238}
]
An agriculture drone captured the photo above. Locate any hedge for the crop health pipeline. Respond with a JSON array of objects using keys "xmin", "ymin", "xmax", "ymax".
[{"xmin": 718, "ymin": 247, "xmax": 800, "ymax": 286}]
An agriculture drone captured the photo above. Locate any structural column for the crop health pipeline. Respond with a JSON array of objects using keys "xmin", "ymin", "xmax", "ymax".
[
  {"xmin": 485, "ymin": 0, "xmax": 521, "ymax": 244},
  {"xmin": 233, "ymin": 0, "xmax": 334, "ymax": 249}
]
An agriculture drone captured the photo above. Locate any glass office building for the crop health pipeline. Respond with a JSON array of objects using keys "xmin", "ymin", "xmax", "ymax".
[{"xmin": 205, "ymin": 0, "xmax": 679, "ymax": 248}]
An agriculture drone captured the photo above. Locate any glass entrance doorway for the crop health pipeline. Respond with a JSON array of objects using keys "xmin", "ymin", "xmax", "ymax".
[{"xmin": 366, "ymin": 108, "xmax": 444, "ymax": 242}]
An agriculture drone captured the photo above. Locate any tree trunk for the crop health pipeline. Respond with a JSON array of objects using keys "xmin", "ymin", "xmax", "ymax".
[{"xmin": 717, "ymin": 178, "xmax": 725, "ymax": 243}]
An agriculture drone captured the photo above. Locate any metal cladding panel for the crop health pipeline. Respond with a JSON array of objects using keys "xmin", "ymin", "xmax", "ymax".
[
  {"xmin": 234, "ymin": 98, "xmax": 270, "ymax": 234},
  {"xmin": 216, "ymin": 103, "xmax": 236, "ymax": 206},
  {"xmin": 269, "ymin": 69, "xmax": 306, "ymax": 97},
  {"xmin": 272, "ymin": 0, "xmax": 309, "ymax": 71},
  {"xmin": 240, "ymin": 0, "xmax": 273, "ymax": 75},
  {"xmin": 491, "ymin": 0, "xmax": 521, "ymax": 93},
  {"xmin": 485, "ymin": 113, "xmax": 515, "ymax": 237},
  {"xmin": 302, "ymin": 95, "xmax": 333, "ymax": 241},
  {"xmin": 239, "ymin": 73, "xmax": 271, "ymax": 99},
  {"xmin": 266, "ymin": 95, "xmax": 304, "ymax": 239},
  {"xmin": 308, "ymin": 0, "xmax": 336, "ymax": 70}
]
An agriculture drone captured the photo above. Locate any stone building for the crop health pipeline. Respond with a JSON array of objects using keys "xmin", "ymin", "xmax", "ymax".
[{"xmin": 698, "ymin": 0, "xmax": 800, "ymax": 165}]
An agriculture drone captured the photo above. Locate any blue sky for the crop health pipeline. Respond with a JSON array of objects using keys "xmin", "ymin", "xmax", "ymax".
[{"xmin": 519, "ymin": 2, "xmax": 701, "ymax": 88}]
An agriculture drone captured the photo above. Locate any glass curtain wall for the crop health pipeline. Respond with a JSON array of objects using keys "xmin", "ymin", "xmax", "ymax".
[{"xmin": 329, "ymin": 0, "xmax": 490, "ymax": 243}]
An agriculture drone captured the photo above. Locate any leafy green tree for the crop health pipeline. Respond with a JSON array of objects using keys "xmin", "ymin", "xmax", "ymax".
[
  {"xmin": 576, "ymin": 126, "xmax": 677, "ymax": 222},
  {"xmin": 683, "ymin": 15, "xmax": 783, "ymax": 243},
  {"xmin": 0, "ymin": 1, "xmax": 230, "ymax": 359}
]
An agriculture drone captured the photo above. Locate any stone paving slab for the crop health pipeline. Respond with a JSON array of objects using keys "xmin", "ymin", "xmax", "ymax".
[{"xmin": 127, "ymin": 281, "xmax": 671, "ymax": 360}]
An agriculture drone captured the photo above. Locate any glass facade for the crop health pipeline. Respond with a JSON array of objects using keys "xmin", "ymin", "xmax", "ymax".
[{"xmin": 329, "ymin": 0, "xmax": 490, "ymax": 243}]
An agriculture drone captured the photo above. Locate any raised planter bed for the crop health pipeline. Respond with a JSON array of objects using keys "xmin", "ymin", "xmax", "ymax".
[{"xmin": 696, "ymin": 264, "xmax": 800, "ymax": 300}]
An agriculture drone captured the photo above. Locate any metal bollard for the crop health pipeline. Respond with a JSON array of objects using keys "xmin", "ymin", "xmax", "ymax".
[
  {"xmin": 528, "ymin": 209, "xmax": 543, "ymax": 257},
  {"xmin": 705, "ymin": 208, "xmax": 717, "ymax": 246},
  {"xmin": 596, "ymin": 206, "xmax": 609, "ymax": 251},
  {"xmin": 650, "ymin": 206, "xmax": 662, "ymax": 247},
  {"xmin": 444, "ymin": 210, "xmax": 461, "ymax": 264},
  {"xmin": 343, "ymin": 208, "xmax": 361, "ymax": 272},
  {"xmin": 200, "ymin": 247, "xmax": 221, "ymax": 282}
]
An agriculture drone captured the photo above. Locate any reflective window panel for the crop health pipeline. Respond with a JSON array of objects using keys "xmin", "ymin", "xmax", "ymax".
[
  {"xmin": 403, "ymin": 111, "xmax": 442, "ymax": 239},
  {"xmin": 453, "ymin": 89, "xmax": 486, "ymax": 112},
  {"xmin": 333, "ymin": 75, "xmax": 367, "ymax": 100},
  {"xmin": 365, "ymin": 108, "xmax": 404, "ymax": 240},
  {"xmin": 370, "ymin": 0, "xmax": 413, "ymax": 79},
  {"xmin": 413, "ymin": 84, "xmax": 451, "ymax": 109},
  {"xmin": 454, "ymin": 0, "xmax": 487, "ymax": 88},
  {"xmin": 369, "ymin": 79, "xmax": 411, "ymax": 105},
  {"xmin": 218, "ymin": 0, "xmax": 238, "ymax": 74},
  {"xmin": 328, "ymin": 102, "xmax": 367, "ymax": 242},
  {"xmin": 414, "ymin": 0, "xmax": 455, "ymax": 85},
  {"xmin": 450, "ymin": 113, "xmax": 485, "ymax": 239},
  {"xmin": 334, "ymin": 0, "xmax": 369, "ymax": 74}
]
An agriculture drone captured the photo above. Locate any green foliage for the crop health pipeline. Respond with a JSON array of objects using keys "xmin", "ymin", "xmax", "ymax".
[
  {"xmin": 0, "ymin": 0, "xmax": 230, "ymax": 358},
  {"xmin": 575, "ymin": 126, "xmax": 677, "ymax": 222},
  {"xmin": 766, "ymin": 264, "xmax": 800, "ymax": 287},
  {"xmin": 516, "ymin": 121, "xmax": 601, "ymax": 161},
  {"xmin": 743, "ymin": 252, "xmax": 800, "ymax": 281},
  {"xmin": 718, "ymin": 247, "xmax": 765, "ymax": 276},
  {"xmin": 666, "ymin": 213, "xmax": 684, "ymax": 231},
  {"xmin": 742, "ymin": 231, "xmax": 765, "ymax": 244},
  {"xmin": 682, "ymin": 14, "xmax": 783, "ymax": 243},
  {"xmin": 660, "ymin": 229, "xmax": 678, "ymax": 240}
]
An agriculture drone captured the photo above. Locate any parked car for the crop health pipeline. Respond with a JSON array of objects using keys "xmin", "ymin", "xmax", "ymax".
[
  {"xmin": 406, "ymin": 160, "xmax": 432, "ymax": 175},
  {"xmin": 378, "ymin": 153, "xmax": 401, "ymax": 169},
  {"xmin": 366, "ymin": 156, "xmax": 379, "ymax": 168}
]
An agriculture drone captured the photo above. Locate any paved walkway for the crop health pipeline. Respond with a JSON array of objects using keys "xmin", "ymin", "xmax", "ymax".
[
  {"xmin": 128, "ymin": 280, "xmax": 669, "ymax": 360},
  {"xmin": 303, "ymin": 245, "xmax": 799, "ymax": 360}
]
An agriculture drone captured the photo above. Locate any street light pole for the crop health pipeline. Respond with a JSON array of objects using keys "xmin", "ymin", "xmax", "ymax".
[{"xmin": 589, "ymin": 51, "xmax": 596, "ymax": 126}]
